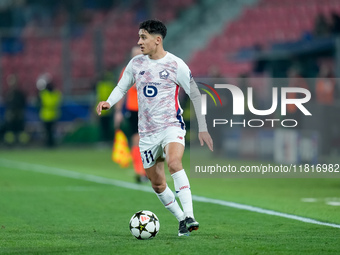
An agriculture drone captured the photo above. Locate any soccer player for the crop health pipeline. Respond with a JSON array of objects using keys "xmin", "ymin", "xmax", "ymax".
[{"xmin": 97, "ymin": 19, "xmax": 213, "ymax": 236}]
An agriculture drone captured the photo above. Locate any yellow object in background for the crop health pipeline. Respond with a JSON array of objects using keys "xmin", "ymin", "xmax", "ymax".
[{"xmin": 112, "ymin": 130, "xmax": 132, "ymax": 168}]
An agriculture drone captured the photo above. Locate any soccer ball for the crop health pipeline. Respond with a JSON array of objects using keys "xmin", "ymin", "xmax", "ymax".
[{"xmin": 129, "ymin": 210, "xmax": 160, "ymax": 239}]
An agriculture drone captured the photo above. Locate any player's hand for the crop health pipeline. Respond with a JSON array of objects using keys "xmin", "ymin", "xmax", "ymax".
[
  {"xmin": 198, "ymin": 131, "xmax": 213, "ymax": 152},
  {"xmin": 96, "ymin": 101, "xmax": 111, "ymax": 116}
]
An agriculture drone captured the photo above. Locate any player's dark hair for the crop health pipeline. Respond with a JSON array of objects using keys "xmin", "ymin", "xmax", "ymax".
[{"xmin": 139, "ymin": 19, "xmax": 167, "ymax": 39}]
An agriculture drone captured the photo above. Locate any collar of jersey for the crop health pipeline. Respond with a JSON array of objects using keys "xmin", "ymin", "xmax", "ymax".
[{"xmin": 147, "ymin": 52, "xmax": 169, "ymax": 63}]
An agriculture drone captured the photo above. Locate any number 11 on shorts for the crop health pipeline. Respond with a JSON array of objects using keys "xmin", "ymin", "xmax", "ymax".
[{"xmin": 143, "ymin": 150, "xmax": 154, "ymax": 164}]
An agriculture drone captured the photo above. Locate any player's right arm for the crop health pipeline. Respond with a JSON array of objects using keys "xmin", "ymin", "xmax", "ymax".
[
  {"xmin": 96, "ymin": 62, "xmax": 135, "ymax": 116},
  {"xmin": 113, "ymin": 67, "xmax": 126, "ymax": 127}
]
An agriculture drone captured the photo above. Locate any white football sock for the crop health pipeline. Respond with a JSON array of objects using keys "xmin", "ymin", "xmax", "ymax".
[
  {"xmin": 156, "ymin": 185, "xmax": 184, "ymax": 222},
  {"xmin": 171, "ymin": 169, "xmax": 194, "ymax": 218}
]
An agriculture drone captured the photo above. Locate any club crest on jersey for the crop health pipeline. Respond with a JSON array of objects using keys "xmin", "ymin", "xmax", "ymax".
[{"xmin": 159, "ymin": 69, "xmax": 169, "ymax": 80}]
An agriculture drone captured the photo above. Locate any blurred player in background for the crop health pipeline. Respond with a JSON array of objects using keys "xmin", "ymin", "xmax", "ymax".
[
  {"xmin": 97, "ymin": 19, "xmax": 213, "ymax": 236},
  {"xmin": 96, "ymin": 71, "xmax": 115, "ymax": 143},
  {"xmin": 114, "ymin": 46, "xmax": 148, "ymax": 183},
  {"xmin": 315, "ymin": 62, "xmax": 336, "ymax": 105},
  {"xmin": 37, "ymin": 74, "xmax": 62, "ymax": 148},
  {"xmin": 2, "ymin": 74, "xmax": 27, "ymax": 146}
]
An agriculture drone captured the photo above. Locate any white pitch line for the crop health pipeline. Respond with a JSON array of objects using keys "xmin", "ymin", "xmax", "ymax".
[{"xmin": 1, "ymin": 158, "xmax": 340, "ymax": 229}]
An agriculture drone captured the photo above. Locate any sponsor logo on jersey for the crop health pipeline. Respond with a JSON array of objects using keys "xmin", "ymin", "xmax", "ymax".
[
  {"xmin": 177, "ymin": 136, "xmax": 183, "ymax": 140},
  {"xmin": 159, "ymin": 69, "xmax": 169, "ymax": 79},
  {"xmin": 139, "ymin": 71, "xmax": 145, "ymax": 75}
]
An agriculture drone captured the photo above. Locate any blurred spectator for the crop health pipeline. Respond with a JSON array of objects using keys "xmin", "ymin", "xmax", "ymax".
[
  {"xmin": 37, "ymin": 74, "xmax": 62, "ymax": 147},
  {"xmin": 96, "ymin": 70, "xmax": 115, "ymax": 143},
  {"xmin": 315, "ymin": 63, "xmax": 336, "ymax": 105},
  {"xmin": 238, "ymin": 72, "xmax": 253, "ymax": 120},
  {"xmin": 286, "ymin": 67, "xmax": 309, "ymax": 126},
  {"xmin": 1, "ymin": 74, "xmax": 27, "ymax": 146},
  {"xmin": 252, "ymin": 44, "xmax": 266, "ymax": 74},
  {"xmin": 313, "ymin": 14, "xmax": 331, "ymax": 37},
  {"xmin": 330, "ymin": 12, "xmax": 340, "ymax": 35}
]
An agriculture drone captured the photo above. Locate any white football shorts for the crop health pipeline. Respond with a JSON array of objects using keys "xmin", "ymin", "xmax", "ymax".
[{"xmin": 139, "ymin": 126, "xmax": 186, "ymax": 169}]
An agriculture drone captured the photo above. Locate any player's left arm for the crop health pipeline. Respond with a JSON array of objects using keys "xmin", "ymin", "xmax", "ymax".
[
  {"xmin": 188, "ymin": 78, "xmax": 213, "ymax": 152},
  {"xmin": 176, "ymin": 63, "xmax": 213, "ymax": 152}
]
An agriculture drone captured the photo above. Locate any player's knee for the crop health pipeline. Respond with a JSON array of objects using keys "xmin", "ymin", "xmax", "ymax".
[
  {"xmin": 167, "ymin": 158, "xmax": 182, "ymax": 173},
  {"xmin": 152, "ymin": 183, "xmax": 166, "ymax": 194}
]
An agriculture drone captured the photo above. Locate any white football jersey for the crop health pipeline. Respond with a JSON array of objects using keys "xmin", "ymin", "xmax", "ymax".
[{"xmin": 115, "ymin": 52, "xmax": 192, "ymax": 138}]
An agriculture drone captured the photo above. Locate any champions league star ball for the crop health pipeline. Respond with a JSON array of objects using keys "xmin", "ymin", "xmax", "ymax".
[{"xmin": 129, "ymin": 210, "xmax": 160, "ymax": 239}]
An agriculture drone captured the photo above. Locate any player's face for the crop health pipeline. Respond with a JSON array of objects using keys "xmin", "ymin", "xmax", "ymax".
[{"xmin": 138, "ymin": 29, "xmax": 158, "ymax": 55}]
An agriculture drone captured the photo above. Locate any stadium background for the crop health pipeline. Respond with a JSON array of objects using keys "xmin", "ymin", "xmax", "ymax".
[
  {"xmin": 1, "ymin": 1, "xmax": 340, "ymax": 254},
  {"xmin": 0, "ymin": 0, "xmax": 339, "ymax": 162}
]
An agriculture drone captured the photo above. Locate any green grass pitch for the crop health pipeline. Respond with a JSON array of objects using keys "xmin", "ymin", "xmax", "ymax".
[{"xmin": 0, "ymin": 147, "xmax": 339, "ymax": 254}]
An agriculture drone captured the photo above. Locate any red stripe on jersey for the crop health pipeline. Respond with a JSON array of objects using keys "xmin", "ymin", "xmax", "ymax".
[{"xmin": 175, "ymin": 84, "xmax": 180, "ymax": 112}]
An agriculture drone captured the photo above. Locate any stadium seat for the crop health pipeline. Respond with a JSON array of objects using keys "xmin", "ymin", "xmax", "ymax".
[
  {"xmin": 0, "ymin": 0, "xmax": 198, "ymax": 96},
  {"xmin": 188, "ymin": 0, "xmax": 340, "ymax": 77}
]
